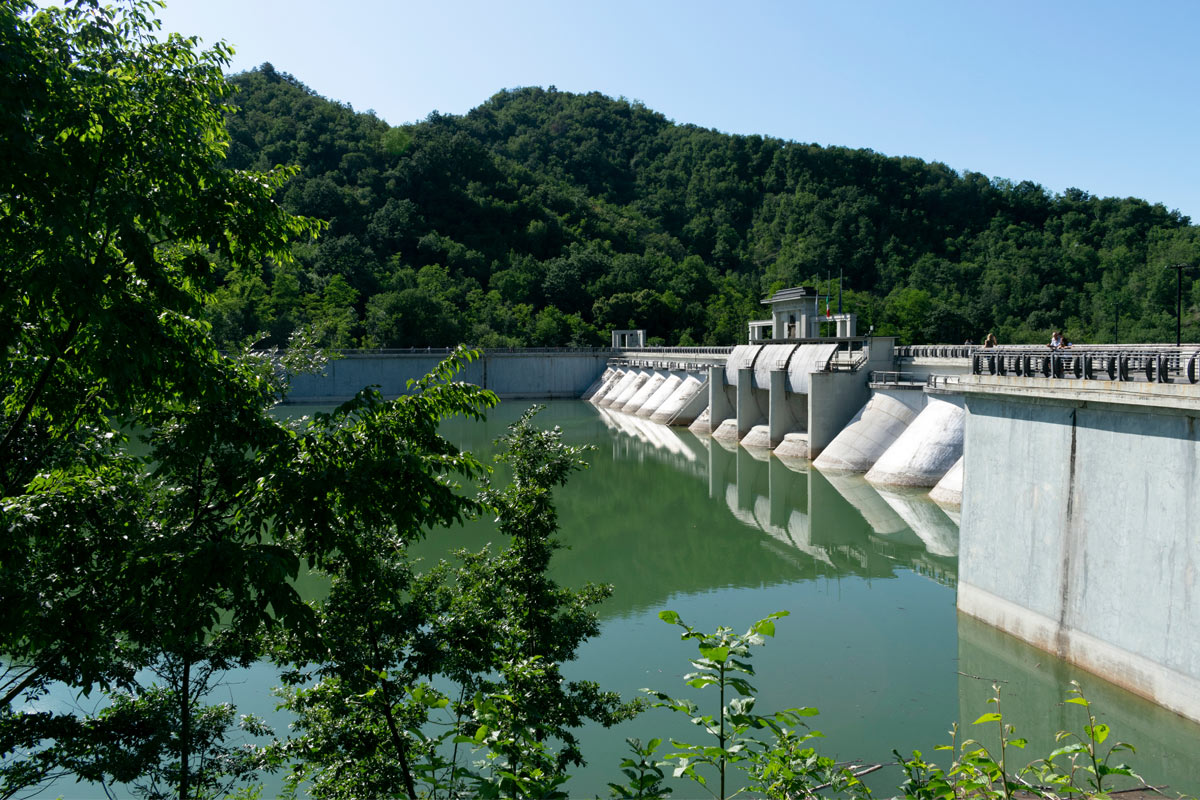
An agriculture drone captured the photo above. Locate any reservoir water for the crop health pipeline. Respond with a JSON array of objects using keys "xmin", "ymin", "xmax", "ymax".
[
  {"xmin": 425, "ymin": 399, "xmax": 1200, "ymax": 798},
  {"xmin": 22, "ymin": 399, "xmax": 1200, "ymax": 798}
]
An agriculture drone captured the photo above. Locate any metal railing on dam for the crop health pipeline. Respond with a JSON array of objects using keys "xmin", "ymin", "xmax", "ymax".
[
  {"xmin": 333, "ymin": 346, "xmax": 619, "ymax": 355},
  {"xmin": 969, "ymin": 344, "xmax": 1200, "ymax": 383},
  {"xmin": 895, "ymin": 344, "xmax": 977, "ymax": 359},
  {"xmin": 605, "ymin": 346, "xmax": 734, "ymax": 371},
  {"xmin": 331, "ymin": 346, "xmax": 736, "ymax": 356}
]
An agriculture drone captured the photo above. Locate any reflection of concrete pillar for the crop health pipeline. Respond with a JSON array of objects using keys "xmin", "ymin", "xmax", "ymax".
[
  {"xmin": 707, "ymin": 435, "xmax": 734, "ymax": 500},
  {"xmin": 807, "ymin": 467, "xmax": 873, "ymax": 546},
  {"xmin": 708, "ymin": 365, "xmax": 732, "ymax": 429},
  {"xmin": 736, "ymin": 447, "xmax": 756, "ymax": 513},
  {"xmin": 737, "ymin": 366, "xmax": 755, "ymax": 439},
  {"xmin": 768, "ymin": 456, "xmax": 797, "ymax": 530},
  {"xmin": 768, "ymin": 368, "xmax": 794, "ymax": 448}
]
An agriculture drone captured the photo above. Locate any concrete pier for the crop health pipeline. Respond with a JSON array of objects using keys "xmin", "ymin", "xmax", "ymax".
[
  {"xmin": 813, "ymin": 389, "xmax": 923, "ymax": 472},
  {"xmin": 651, "ymin": 373, "xmax": 708, "ymax": 425},
  {"xmin": 636, "ymin": 371, "xmax": 683, "ymax": 418},
  {"xmin": 695, "ymin": 363, "xmax": 736, "ymax": 438},
  {"xmin": 596, "ymin": 369, "xmax": 640, "ymax": 408},
  {"xmin": 620, "ymin": 370, "xmax": 666, "ymax": 414},
  {"xmin": 865, "ymin": 394, "xmax": 964, "ymax": 487},
  {"xmin": 928, "ymin": 456, "xmax": 964, "ymax": 509},
  {"xmin": 608, "ymin": 369, "xmax": 651, "ymax": 410}
]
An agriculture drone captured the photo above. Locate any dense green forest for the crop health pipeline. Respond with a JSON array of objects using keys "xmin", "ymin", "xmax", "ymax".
[{"xmin": 210, "ymin": 64, "xmax": 1200, "ymax": 348}]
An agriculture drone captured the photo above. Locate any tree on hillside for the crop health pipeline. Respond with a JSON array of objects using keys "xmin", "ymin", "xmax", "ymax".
[{"xmin": 214, "ymin": 69, "xmax": 1198, "ymax": 348}]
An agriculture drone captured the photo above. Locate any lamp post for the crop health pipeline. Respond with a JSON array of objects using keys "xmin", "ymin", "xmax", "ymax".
[{"xmin": 1167, "ymin": 263, "xmax": 1195, "ymax": 347}]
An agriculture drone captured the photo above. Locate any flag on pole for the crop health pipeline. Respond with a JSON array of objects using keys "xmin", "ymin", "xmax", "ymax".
[{"xmin": 825, "ymin": 298, "xmax": 832, "ymax": 319}]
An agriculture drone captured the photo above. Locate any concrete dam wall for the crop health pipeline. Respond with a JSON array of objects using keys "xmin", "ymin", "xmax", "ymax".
[
  {"xmin": 955, "ymin": 377, "xmax": 1200, "ymax": 725},
  {"xmin": 288, "ymin": 342, "xmax": 1200, "ymax": 727},
  {"xmin": 285, "ymin": 349, "xmax": 612, "ymax": 403},
  {"xmin": 590, "ymin": 339, "xmax": 968, "ymax": 494}
]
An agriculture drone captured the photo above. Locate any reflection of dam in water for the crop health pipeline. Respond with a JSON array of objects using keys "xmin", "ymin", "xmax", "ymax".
[
  {"xmin": 957, "ymin": 613, "xmax": 1200, "ymax": 793},
  {"xmin": 593, "ymin": 405, "xmax": 958, "ymax": 587},
  {"xmin": 589, "ymin": 401, "xmax": 1200, "ymax": 796}
]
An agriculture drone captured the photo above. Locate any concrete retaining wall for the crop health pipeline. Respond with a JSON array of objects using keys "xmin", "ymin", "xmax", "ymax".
[
  {"xmin": 957, "ymin": 382, "xmax": 1200, "ymax": 724},
  {"xmin": 287, "ymin": 351, "xmax": 610, "ymax": 402}
]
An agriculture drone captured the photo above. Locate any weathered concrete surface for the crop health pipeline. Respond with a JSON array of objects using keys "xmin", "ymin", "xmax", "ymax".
[
  {"xmin": 636, "ymin": 371, "xmax": 683, "ymax": 417},
  {"xmin": 786, "ymin": 343, "xmax": 839, "ymax": 393},
  {"xmin": 608, "ymin": 370, "xmax": 651, "ymax": 410},
  {"xmin": 653, "ymin": 374, "xmax": 708, "ymax": 425},
  {"xmin": 596, "ymin": 369, "xmax": 640, "ymax": 408},
  {"xmin": 865, "ymin": 395, "xmax": 964, "ymax": 487},
  {"xmin": 687, "ymin": 406, "xmax": 712, "ymax": 435},
  {"xmin": 813, "ymin": 389, "xmax": 923, "ymax": 472},
  {"xmin": 772, "ymin": 432, "xmax": 810, "ymax": 460},
  {"xmin": 724, "ymin": 344, "xmax": 760, "ymax": 385},
  {"xmin": 287, "ymin": 351, "xmax": 610, "ymax": 402},
  {"xmin": 807, "ymin": 371, "xmax": 872, "ymax": 460},
  {"xmin": 711, "ymin": 417, "xmax": 741, "ymax": 442},
  {"xmin": 692, "ymin": 365, "xmax": 734, "ymax": 436},
  {"xmin": 753, "ymin": 344, "xmax": 802, "ymax": 389},
  {"xmin": 620, "ymin": 371, "xmax": 666, "ymax": 414},
  {"xmin": 588, "ymin": 367, "xmax": 626, "ymax": 405},
  {"xmin": 736, "ymin": 366, "xmax": 766, "ymax": 440},
  {"xmin": 740, "ymin": 423, "xmax": 773, "ymax": 450},
  {"xmin": 956, "ymin": 377, "xmax": 1200, "ymax": 724},
  {"xmin": 929, "ymin": 456, "xmax": 964, "ymax": 509},
  {"xmin": 580, "ymin": 367, "xmax": 615, "ymax": 401}
]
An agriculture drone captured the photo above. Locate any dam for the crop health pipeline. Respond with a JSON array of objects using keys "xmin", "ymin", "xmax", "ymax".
[{"xmin": 285, "ymin": 326, "xmax": 1200, "ymax": 732}]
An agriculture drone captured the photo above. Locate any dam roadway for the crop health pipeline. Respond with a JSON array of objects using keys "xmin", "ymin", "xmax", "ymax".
[{"xmin": 287, "ymin": 341, "xmax": 1200, "ymax": 726}]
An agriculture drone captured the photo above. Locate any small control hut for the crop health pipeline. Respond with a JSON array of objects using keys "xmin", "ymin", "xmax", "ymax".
[{"xmin": 750, "ymin": 286, "xmax": 857, "ymax": 341}]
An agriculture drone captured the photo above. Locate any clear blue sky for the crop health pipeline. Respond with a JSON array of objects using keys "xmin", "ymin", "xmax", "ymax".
[{"xmin": 155, "ymin": 0, "xmax": 1200, "ymax": 222}]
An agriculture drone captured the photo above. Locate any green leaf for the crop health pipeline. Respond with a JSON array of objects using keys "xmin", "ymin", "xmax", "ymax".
[
  {"xmin": 754, "ymin": 619, "xmax": 776, "ymax": 637},
  {"xmin": 1048, "ymin": 742, "xmax": 1088, "ymax": 759},
  {"xmin": 659, "ymin": 610, "xmax": 680, "ymax": 625},
  {"xmin": 972, "ymin": 712, "xmax": 1002, "ymax": 724}
]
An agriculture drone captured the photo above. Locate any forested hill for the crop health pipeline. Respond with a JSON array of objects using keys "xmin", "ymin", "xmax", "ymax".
[{"xmin": 211, "ymin": 64, "xmax": 1200, "ymax": 348}]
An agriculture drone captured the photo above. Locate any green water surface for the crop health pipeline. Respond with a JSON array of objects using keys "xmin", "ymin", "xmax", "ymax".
[
  {"xmin": 22, "ymin": 399, "xmax": 1200, "ymax": 798},
  {"xmin": 419, "ymin": 399, "xmax": 1200, "ymax": 798}
]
